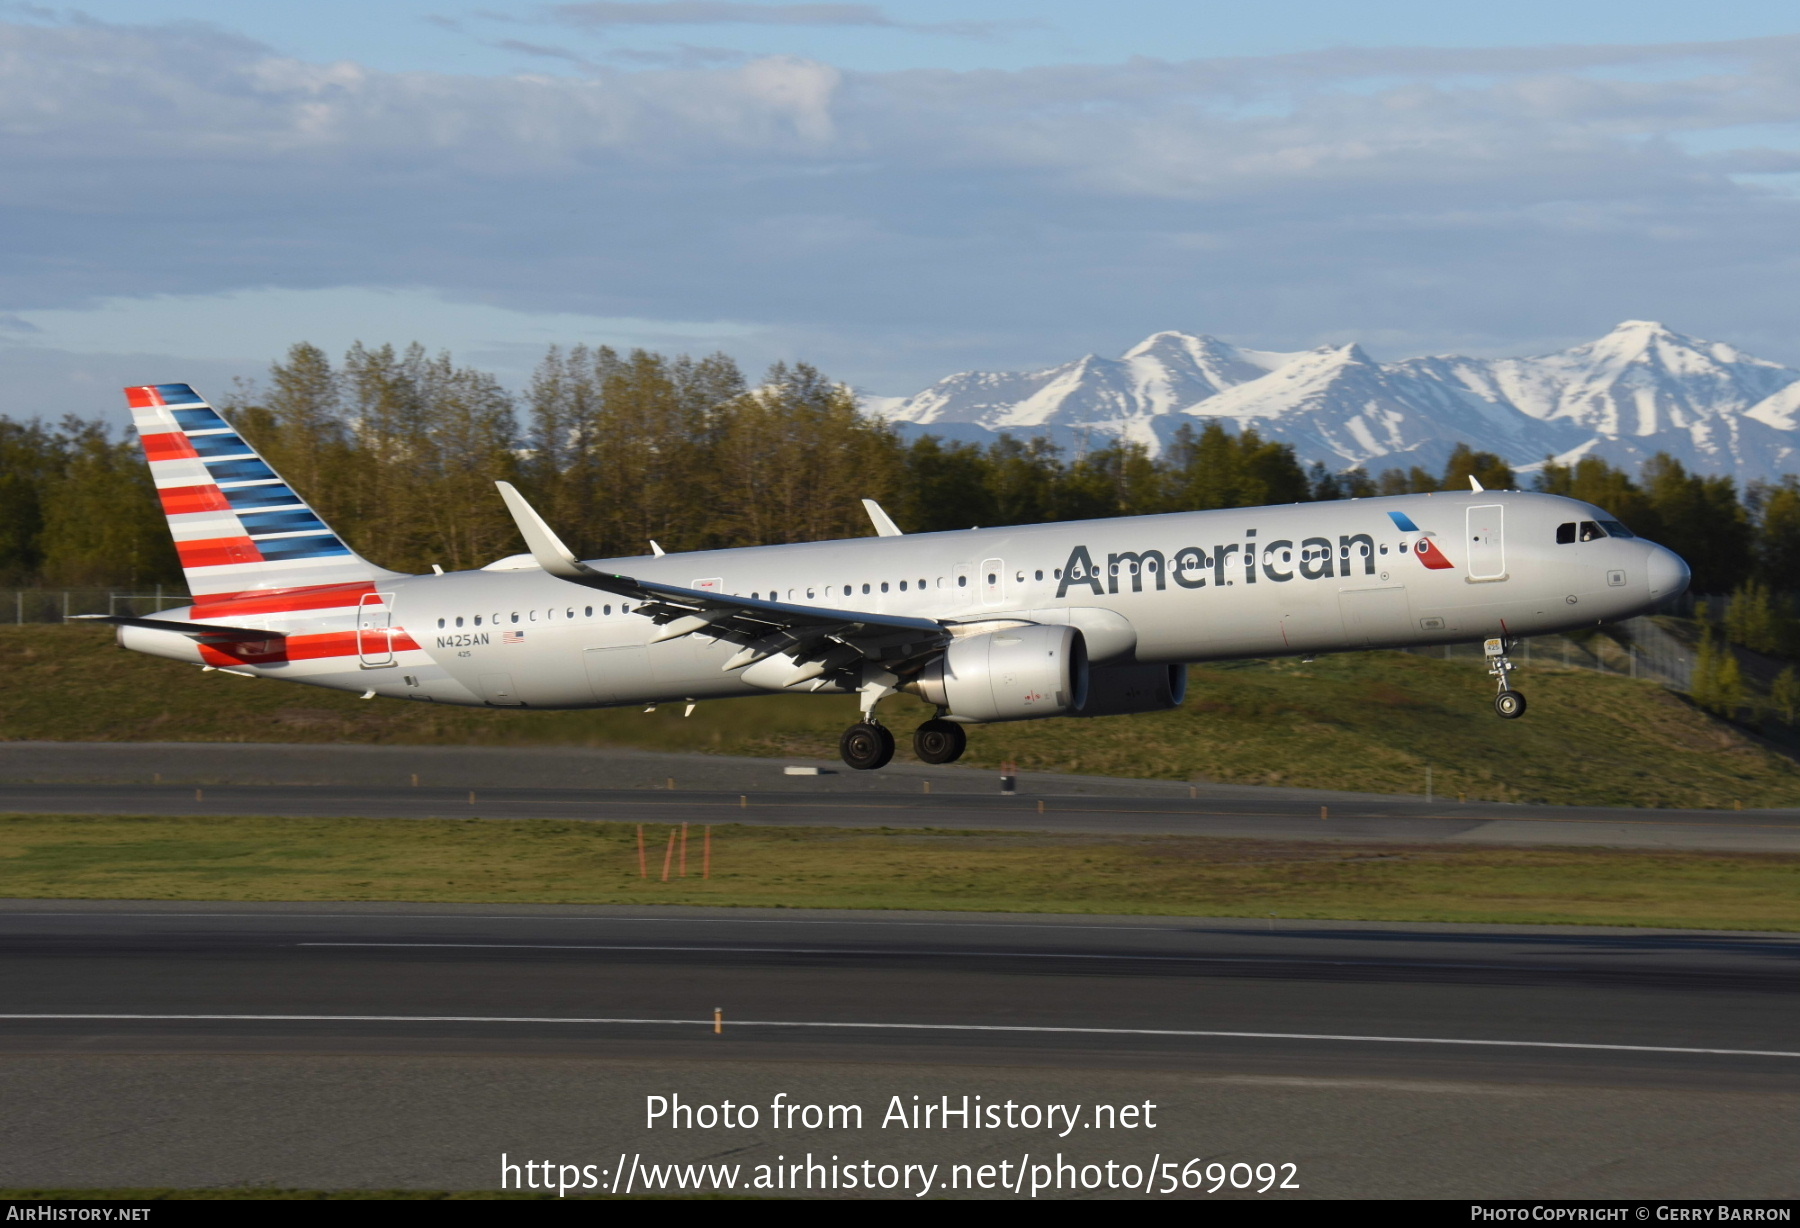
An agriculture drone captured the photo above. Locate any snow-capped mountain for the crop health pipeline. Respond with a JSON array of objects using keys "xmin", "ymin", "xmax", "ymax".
[{"xmin": 867, "ymin": 322, "xmax": 1800, "ymax": 481}]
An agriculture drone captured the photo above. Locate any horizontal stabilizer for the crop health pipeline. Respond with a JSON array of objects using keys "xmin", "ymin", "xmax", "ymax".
[{"xmin": 70, "ymin": 614, "xmax": 285, "ymax": 644}]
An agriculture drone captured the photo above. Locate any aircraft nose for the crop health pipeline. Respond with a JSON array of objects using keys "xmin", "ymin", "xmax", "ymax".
[{"xmin": 1646, "ymin": 545, "xmax": 1690, "ymax": 601}]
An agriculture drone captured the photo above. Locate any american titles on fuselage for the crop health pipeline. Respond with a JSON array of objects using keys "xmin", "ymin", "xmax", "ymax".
[{"xmin": 1054, "ymin": 527, "xmax": 1439, "ymax": 600}]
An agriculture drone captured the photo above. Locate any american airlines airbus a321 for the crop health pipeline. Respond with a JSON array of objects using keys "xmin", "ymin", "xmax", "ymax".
[{"xmin": 95, "ymin": 383, "xmax": 1692, "ymax": 770}]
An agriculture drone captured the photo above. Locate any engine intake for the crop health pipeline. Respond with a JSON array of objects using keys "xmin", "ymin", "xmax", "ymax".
[
  {"xmin": 1073, "ymin": 663, "xmax": 1188, "ymax": 718},
  {"xmin": 909, "ymin": 625, "xmax": 1088, "ymax": 723}
]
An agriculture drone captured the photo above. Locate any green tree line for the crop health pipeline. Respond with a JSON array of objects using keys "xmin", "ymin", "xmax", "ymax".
[{"xmin": 3, "ymin": 342, "xmax": 1798, "ymax": 605}]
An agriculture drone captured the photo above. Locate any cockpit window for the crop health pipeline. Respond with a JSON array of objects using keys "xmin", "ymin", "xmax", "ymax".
[
  {"xmin": 1597, "ymin": 519, "xmax": 1634, "ymax": 539},
  {"xmin": 1556, "ymin": 522, "xmax": 1576, "ymax": 544},
  {"xmin": 1578, "ymin": 520, "xmax": 1605, "ymax": 542}
]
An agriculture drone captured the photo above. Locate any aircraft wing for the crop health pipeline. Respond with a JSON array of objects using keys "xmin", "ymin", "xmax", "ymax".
[
  {"xmin": 495, "ymin": 482, "xmax": 951, "ymax": 681},
  {"xmin": 70, "ymin": 614, "xmax": 286, "ymax": 644}
]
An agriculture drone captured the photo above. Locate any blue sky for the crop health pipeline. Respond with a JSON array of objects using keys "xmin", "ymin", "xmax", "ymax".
[{"xmin": 5, "ymin": 1, "xmax": 1800, "ymax": 419}]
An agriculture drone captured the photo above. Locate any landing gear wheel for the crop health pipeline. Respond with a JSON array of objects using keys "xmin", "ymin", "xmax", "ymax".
[
  {"xmin": 840, "ymin": 722, "xmax": 896, "ymax": 770},
  {"xmin": 1494, "ymin": 690, "xmax": 1527, "ymax": 720},
  {"xmin": 913, "ymin": 718, "xmax": 968, "ymax": 765}
]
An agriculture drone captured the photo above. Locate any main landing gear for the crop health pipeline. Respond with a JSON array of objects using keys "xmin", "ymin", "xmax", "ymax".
[
  {"xmin": 838, "ymin": 719, "xmax": 968, "ymax": 769},
  {"xmin": 913, "ymin": 718, "xmax": 967, "ymax": 765},
  {"xmin": 837, "ymin": 669, "xmax": 968, "ymax": 770},
  {"xmin": 1486, "ymin": 637, "xmax": 1527, "ymax": 720},
  {"xmin": 839, "ymin": 722, "xmax": 896, "ymax": 770}
]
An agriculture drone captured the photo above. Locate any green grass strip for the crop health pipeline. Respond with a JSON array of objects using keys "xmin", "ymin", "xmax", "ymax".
[{"xmin": 5, "ymin": 813, "xmax": 1800, "ymax": 930}]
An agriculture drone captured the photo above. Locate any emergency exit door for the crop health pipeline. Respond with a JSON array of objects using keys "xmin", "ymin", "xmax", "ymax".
[
  {"xmin": 357, "ymin": 592, "xmax": 396, "ymax": 666},
  {"xmin": 1466, "ymin": 504, "xmax": 1506, "ymax": 580}
]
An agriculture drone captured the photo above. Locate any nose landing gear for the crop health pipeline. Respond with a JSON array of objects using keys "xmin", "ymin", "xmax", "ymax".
[{"xmin": 1486, "ymin": 637, "xmax": 1527, "ymax": 719}]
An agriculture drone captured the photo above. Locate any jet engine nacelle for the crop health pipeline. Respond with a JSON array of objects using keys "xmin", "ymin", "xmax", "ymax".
[
  {"xmin": 911, "ymin": 625, "xmax": 1088, "ymax": 724},
  {"xmin": 1073, "ymin": 662, "xmax": 1187, "ymax": 718}
]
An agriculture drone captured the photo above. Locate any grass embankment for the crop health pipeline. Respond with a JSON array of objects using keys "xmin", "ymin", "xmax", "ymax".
[
  {"xmin": 6, "ymin": 813, "xmax": 1800, "ymax": 930},
  {"xmin": 6, "ymin": 626, "xmax": 1798, "ymax": 808}
]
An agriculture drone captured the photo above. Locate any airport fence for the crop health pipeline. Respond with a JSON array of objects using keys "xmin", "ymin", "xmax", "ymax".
[
  {"xmin": 3, "ymin": 587, "xmax": 191, "ymax": 624},
  {"xmin": 1406, "ymin": 616, "xmax": 1692, "ymax": 691}
]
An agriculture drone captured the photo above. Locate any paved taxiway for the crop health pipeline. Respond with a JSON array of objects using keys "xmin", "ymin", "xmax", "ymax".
[
  {"xmin": 3, "ymin": 742, "xmax": 1798, "ymax": 851},
  {"xmin": 2, "ymin": 900, "xmax": 1798, "ymax": 1197}
]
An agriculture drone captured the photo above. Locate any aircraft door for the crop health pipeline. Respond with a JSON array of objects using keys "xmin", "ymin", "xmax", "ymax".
[
  {"xmin": 357, "ymin": 592, "xmax": 395, "ymax": 666},
  {"xmin": 953, "ymin": 562, "xmax": 974, "ymax": 606},
  {"xmin": 980, "ymin": 557, "xmax": 1004, "ymax": 605},
  {"xmin": 1466, "ymin": 504, "xmax": 1506, "ymax": 580}
]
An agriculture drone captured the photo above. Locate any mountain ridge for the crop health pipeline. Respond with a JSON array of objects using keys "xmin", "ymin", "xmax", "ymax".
[{"xmin": 866, "ymin": 322, "xmax": 1800, "ymax": 481}]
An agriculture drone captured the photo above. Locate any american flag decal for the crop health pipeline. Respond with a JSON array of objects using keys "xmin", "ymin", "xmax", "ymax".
[{"xmin": 503, "ymin": 630, "xmax": 525, "ymax": 644}]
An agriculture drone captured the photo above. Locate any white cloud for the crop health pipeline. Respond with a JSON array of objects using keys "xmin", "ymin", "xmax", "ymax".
[
  {"xmin": 547, "ymin": 3, "xmax": 896, "ymax": 28},
  {"xmin": 2, "ymin": 11, "xmax": 1800, "ymax": 412}
]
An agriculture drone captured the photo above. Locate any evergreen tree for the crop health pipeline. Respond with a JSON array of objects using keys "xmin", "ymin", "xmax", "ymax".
[
  {"xmin": 37, "ymin": 419, "xmax": 178, "ymax": 586},
  {"xmin": 893, "ymin": 436, "xmax": 995, "ymax": 533},
  {"xmin": 1772, "ymin": 665, "xmax": 1800, "ymax": 724},
  {"xmin": 1723, "ymin": 579, "xmax": 1791, "ymax": 657},
  {"xmin": 1441, "ymin": 443, "xmax": 1515, "ymax": 491},
  {"xmin": 0, "ymin": 420, "xmax": 55, "ymax": 584},
  {"xmin": 1640, "ymin": 454, "xmax": 1752, "ymax": 595},
  {"xmin": 1751, "ymin": 476, "xmax": 1800, "ymax": 594}
]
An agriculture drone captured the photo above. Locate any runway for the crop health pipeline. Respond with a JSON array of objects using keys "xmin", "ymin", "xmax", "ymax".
[
  {"xmin": 3, "ymin": 742, "xmax": 1799, "ymax": 851},
  {"xmin": 2, "ymin": 900, "xmax": 1799, "ymax": 1197}
]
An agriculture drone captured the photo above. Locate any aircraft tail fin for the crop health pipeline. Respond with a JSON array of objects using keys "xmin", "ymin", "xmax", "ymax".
[{"xmin": 124, "ymin": 383, "xmax": 399, "ymax": 599}]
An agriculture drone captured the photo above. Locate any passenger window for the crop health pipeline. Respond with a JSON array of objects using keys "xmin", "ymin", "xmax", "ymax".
[
  {"xmin": 1398, "ymin": 542, "xmax": 1408, "ymax": 553},
  {"xmin": 958, "ymin": 575, "xmax": 968, "ymax": 587},
  {"xmin": 918, "ymin": 578, "xmax": 926, "ymax": 588},
  {"xmin": 1579, "ymin": 521, "xmax": 1604, "ymax": 542},
  {"xmin": 1556, "ymin": 522, "xmax": 1577, "ymax": 544},
  {"xmin": 604, "ymin": 605, "xmax": 612, "ymax": 615},
  {"xmin": 584, "ymin": 607, "xmax": 593, "ymax": 617},
  {"xmin": 437, "ymin": 618, "xmax": 445, "ymax": 628},
  {"xmin": 455, "ymin": 617, "xmax": 464, "ymax": 628},
  {"xmin": 473, "ymin": 616, "xmax": 482, "ymax": 626},
  {"xmin": 566, "ymin": 608, "xmax": 574, "ymax": 618},
  {"xmin": 862, "ymin": 583, "xmax": 870, "ymax": 594},
  {"xmin": 1034, "ymin": 569, "xmax": 1043, "ymax": 581},
  {"xmin": 1053, "ymin": 568, "xmax": 1062, "ymax": 579},
  {"xmin": 881, "ymin": 581, "xmax": 889, "ymax": 593},
  {"xmin": 1379, "ymin": 544, "xmax": 1388, "ymax": 554},
  {"xmin": 988, "ymin": 572, "xmax": 998, "ymax": 583},
  {"xmin": 512, "ymin": 612, "xmax": 520, "ymax": 623}
]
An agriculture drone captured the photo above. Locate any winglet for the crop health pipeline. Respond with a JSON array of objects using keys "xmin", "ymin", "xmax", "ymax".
[
  {"xmin": 495, "ymin": 481, "xmax": 591, "ymax": 580},
  {"xmin": 1468, "ymin": 475, "xmax": 1485, "ymax": 492},
  {"xmin": 862, "ymin": 498, "xmax": 903, "ymax": 537}
]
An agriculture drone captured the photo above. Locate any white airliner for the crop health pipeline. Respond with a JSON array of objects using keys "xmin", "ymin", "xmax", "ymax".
[{"xmin": 100, "ymin": 383, "xmax": 1690, "ymax": 770}]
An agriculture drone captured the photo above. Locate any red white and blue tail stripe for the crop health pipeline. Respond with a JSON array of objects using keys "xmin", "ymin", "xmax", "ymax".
[{"xmin": 125, "ymin": 383, "xmax": 396, "ymax": 599}]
